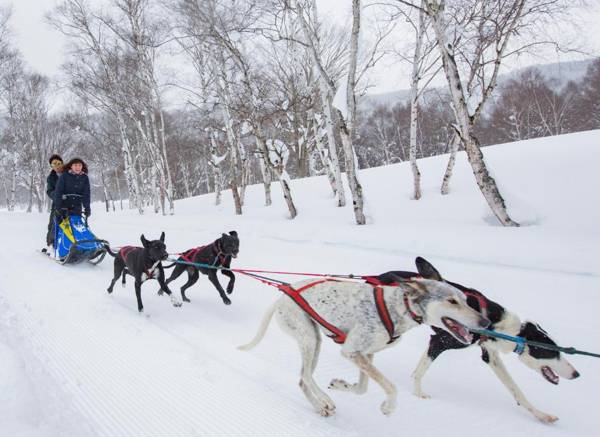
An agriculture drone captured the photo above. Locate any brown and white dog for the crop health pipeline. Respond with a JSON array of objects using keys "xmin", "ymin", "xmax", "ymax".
[{"xmin": 238, "ymin": 257, "xmax": 489, "ymax": 417}]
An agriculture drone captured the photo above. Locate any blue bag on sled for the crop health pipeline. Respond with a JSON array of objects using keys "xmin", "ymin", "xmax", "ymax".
[{"xmin": 53, "ymin": 215, "xmax": 108, "ymax": 264}]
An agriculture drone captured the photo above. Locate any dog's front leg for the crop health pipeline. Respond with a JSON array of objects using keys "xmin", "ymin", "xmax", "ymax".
[
  {"xmin": 208, "ymin": 270, "xmax": 231, "ymax": 305},
  {"xmin": 221, "ymin": 269, "xmax": 235, "ymax": 294},
  {"xmin": 342, "ymin": 350, "xmax": 397, "ymax": 416},
  {"xmin": 157, "ymin": 265, "xmax": 182, "ymax": 308},
  {"xmin": 484, "ymin": 347, "xmax": 558, "ymax": 423},
  {"xmin": 329, "ymin": 353, "xmax": 372, "ymax": 395},
  {"xmin": 134, "ymin": 278, "xmax": 144, "ymax": 313},
  {"xmin": 412, "ymin": 350, "xmax": 434, "ymax": 399}
]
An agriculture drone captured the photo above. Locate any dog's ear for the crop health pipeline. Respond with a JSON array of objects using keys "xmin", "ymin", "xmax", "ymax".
[
  {"xmin": 229, "ymin": 231, "xmax": 238, "ymax": 237},
  {"xmin": 404, "ymin": 281, "xmax": 428, "ymax": 301},
  {"xmin": 159, "ymin": 231, "xmax": 165, "ymax": 243},
  {"xmin": 415, "ymin": 257, "xmax": 443, "ymax": 281},
  {"xmin": 140, "ymin": 234, "xmax": 149, "ymax": 247}
]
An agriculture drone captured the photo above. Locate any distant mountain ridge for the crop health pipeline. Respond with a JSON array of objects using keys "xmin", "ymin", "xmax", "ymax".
[{"xmin": 361, "ymin": 58, "xmax": 595, "ymax": 112}]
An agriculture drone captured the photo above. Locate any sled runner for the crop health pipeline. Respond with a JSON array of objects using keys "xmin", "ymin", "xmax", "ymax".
[{"xmin": 50, "ymin": 214, "xmax": 108, "ymax": 265}]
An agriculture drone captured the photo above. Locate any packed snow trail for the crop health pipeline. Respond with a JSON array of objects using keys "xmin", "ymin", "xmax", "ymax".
[{"xmin": 1, "ymin": 131, "xmax": 599, "ymax": 436}]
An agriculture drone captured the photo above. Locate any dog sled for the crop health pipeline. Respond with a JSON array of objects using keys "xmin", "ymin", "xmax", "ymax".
[{"xmin": 48, "ymin": 214, "xmax": 109, "ymax": 265}]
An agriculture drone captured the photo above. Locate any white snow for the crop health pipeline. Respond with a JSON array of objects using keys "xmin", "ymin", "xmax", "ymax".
[
  {"xmin": 332, "ymin": 77, "xmax": 349, "ymax": 120},
  {"xmin": 1, "ymin": 130, "xmax": 599, "ymax": 437}
]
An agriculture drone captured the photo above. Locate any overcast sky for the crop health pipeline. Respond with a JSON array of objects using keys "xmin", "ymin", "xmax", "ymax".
[{"xmin": 3, "ymin": 0, "xmax": 600, "ymax": 95}]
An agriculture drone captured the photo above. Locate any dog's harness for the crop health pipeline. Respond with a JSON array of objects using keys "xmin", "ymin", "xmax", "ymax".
[
  {"xmin": 180, "ymin": 246, "xmax": 206, "ymax": 263},
  {"xmin": 119, "ymin": 246, "xmax": 158, "ymax": 279},
  {"xmin": 365, "ymin": 276, "xmax": 424, "ymax": 327},
  {"xmin": 179, "ymin": 241, "xmax": 230, "ymax": 266},
  {"xmin": 279, "ymin": 278, "xmax": 402, "ymax": 345},
  {"xmin": 278, "ymin": 279, "xmax": 348, "ymax": 344},
  {"xmin": 212, "ymin": 240, "xmax": 230, "ymax": 265}
]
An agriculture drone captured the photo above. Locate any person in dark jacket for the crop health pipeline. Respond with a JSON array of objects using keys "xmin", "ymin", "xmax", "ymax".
[
  {"xmin": 45, "ymin": 154, "xmax": 64, "ymax": 248},
  {"xmin": 54, "ymin": 158, "xmax": 91, "ymax": 220}
]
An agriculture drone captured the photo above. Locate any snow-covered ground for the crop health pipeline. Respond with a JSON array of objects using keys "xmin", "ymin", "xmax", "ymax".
[{"xmin": 1, "ymin": 130, "xmax": 599, "ymax": 437}]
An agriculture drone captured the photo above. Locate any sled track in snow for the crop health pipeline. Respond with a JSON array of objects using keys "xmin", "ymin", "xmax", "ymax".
[{"xmin": 0, "ymin": 256, "xmax": 349, "ymax": 437}]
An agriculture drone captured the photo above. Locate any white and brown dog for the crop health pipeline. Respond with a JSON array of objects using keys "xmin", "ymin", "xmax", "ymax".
[{"xmin": 239, "ymin": 257, "xmax": 489, "ymax": 417}]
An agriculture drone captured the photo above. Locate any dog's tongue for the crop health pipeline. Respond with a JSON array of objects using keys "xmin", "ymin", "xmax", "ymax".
[
  {"xmin": 542, "ymin": 366, "xmax": 559, "ymax": 385},
  {"xmin": 456, "ymin": 324, "xmax": 473, "ymax": 343}
]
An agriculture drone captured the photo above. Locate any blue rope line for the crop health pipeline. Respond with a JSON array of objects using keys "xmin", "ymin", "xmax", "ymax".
[{"xmin": 471, "ymin": 328, "xmax": 600, "ymax": 359}]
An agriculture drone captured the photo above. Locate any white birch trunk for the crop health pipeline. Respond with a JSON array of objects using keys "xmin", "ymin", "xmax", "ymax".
[
  {"xmin": 294, "ymin": 1, "xmax": 346, "ymax": 207},
  {"xmin": 319, "ymin": 83, "xmax": 346, "ymax": 207},
  {"xmin": 209, "ymin": 131, "xmax": 224, "ymax": 206},
  {"xmin": 441, "ymin": 133, "xmax": 459, "ymax": 195},
  {"xmin": 339, "ymin": 0, "xmax": 366, "ymax": 225},
  {"xmin": 311, "ymin": 112, "xmax": 337, "ymax": 196},
  {"xmin": 256, "ymin": 142, "xmax": 273, "ymax": 206},
  {"xmin": 116, "ymin": 112, "xmax": 143, "ymax": 214},
  {"xmin": 256, "ymin": 134, "xmax": 297, "ymax": 219},
  {"xmin": 428, "ymin": 0, "xmax": 518, "ymax": 226},
  {"xmin": 409, "ymin": 2, "xmax": 426, "ymax": 200}
]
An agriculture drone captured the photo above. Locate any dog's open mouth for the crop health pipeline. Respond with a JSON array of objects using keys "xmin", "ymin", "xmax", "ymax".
[
  {"xmin": 541, "ymin": 366, "xmax": 559, "ymax": 385},
  {"xmin": 442, "ymin": 317, "xmax": 473, "ymax": 344}
]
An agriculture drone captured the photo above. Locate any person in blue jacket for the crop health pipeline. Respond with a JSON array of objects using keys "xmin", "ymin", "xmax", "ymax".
[
  {"xmin": 54, "ymin": 157, "xmax": 91, "ymax": 220},
  {"xmin": 45, "ymin": 154, "xmax": 64, "ymax": 248}
]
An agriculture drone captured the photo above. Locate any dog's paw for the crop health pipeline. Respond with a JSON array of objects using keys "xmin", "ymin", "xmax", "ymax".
[
  {"xmin": 222, "ymin": 297, "xmax": 232, "ymax": 305},
  {"xmin": 413, "ymin": 390, "xmax": 431, "ymax": 400},
  {"xmin": 316, "ymin": 399, "xmax": 336, "ymax": 417},
  {"xmin": 328, "ymin": 379, "xmax": 352, "ymax": 391},
  {"xmin": 535, "ymin": 412, "xmax": 559, "ymax": 424},
  {"xmin": 107, "ymin": 288, "xmax": 113, "ymax": 294},
  {"xmin": 381, "ymin": 398, "xmax": 396, "ymax": 416},
  {"xmin": 121, "ymin": 282, "xmax": 126, "ymax": 288},
  {"xmin": 157, "ymin": 290, "xmax": 164, "ymax": 296},
  {"xmin": 226, "ymin": 285, "xmax": 234, "ymax": 294},
  {"xmin": 171, "ymin": 296, "xmax": 183, "ymax": 307},
  {"xmin": 183, "ymin": 296, "xmax": 191, "ymax": 303}
]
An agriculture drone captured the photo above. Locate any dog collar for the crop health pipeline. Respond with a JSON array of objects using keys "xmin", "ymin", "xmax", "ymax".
[
  {"xmin": 513, "ymin": 338, "xmax": 526, "ymax": 355},
  {"xmin": 403, "ymin": 293, "xmax": 423, "ymax": 324}
]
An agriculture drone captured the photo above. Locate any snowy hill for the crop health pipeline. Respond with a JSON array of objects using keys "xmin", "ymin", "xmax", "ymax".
[{"xmin": 1, "ymin": 130, "xmax": 599, "ymax": 437}]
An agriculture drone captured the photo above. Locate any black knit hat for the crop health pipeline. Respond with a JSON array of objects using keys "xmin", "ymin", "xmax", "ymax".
[{"xmin": 49, "ymin": 154, "xmax": 63, "ymax": 164}]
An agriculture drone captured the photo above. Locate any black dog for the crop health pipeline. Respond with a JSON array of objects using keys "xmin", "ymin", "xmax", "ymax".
[
  {"xmin": 106, "ymin": 232, "xmax": 182, "ymax": 312},
  {"xmin": 368, "ymin": 260, "xmax": 579, "ymax": 423},
  {"xmin": 161, "ymin": 231, "xmax": 239, "ymax": 305}
]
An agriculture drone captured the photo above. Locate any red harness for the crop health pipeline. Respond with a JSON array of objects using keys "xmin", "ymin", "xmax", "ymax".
[
  {"xmin": 278, "ymin": 279, "xmax": 399, "ymax": 345},
  {"xmin": 119, "ymin": 246, "xmax": 156, "ymax": 279},
  {"xmin": 180, "ymin": 246, "xmax": 206, "ymax": 263},
  {"xmin": 365, "ymin": 276, "xmax": 424, "ymax": 326},
  {"xmin": 180, "ymin": 241, "xmax": 229, "ymax": 266}
]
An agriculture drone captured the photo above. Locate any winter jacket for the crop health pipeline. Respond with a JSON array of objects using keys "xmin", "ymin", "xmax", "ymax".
[
  {"xmin": 54, "ymin": 171, "xmax": 91, "ymax": 216},
  {"xmin": 46, "ymin": 170, "xmax": 59, "ymax": 199}
]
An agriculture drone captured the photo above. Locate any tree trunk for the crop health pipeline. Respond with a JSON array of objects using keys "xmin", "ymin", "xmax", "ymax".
[
  {"xmin": 311, "ymin": 112, "xmax": 337, "ymax": 196},
  {"xmin": 256, "ymin": 145, "xmax": 273, "ymax": 206},
  {"xmin": 320, "ymin": 85, "xmax": 346, "ymax": 207},
  {"xmin": 338, "ymin": 112, "xmax": 366, "ymax": 224},
  {"xmin": 409, "ymin": 1, "xmax": 425, "ymax": 200},
  {"xmin": 441, "ymin": 133, "xmax": 459, "ymax": 195},
  {"xmin": 428, "ymin": 1, "xmax": 518, "ymax": 226},
  {"xmin": 101, "ymin": 170, "xmax": 110, "ymax": 212}
]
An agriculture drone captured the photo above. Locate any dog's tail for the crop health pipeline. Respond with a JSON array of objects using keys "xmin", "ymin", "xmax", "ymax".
[
  {"xmin": 105, "ymin": 246, "xmax": 118, "ymax": 257},
  {"xmin": 237, "ymin": 302, "xmax": 278, "ymax": 351}
]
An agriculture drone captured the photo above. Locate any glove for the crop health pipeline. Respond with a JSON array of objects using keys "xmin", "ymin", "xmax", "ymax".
[
  {"xmin": 57, "ymin": 210, "xmax": 68, "ymax": 221},
  {"xmin": 84, "ymin": 209, "xmax": 91, "ymax": 218}
]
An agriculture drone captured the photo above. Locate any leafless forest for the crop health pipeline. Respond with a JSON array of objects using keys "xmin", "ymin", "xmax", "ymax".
[{"xmin": 0, "ymin": 1, "xmax": 598, "ymax": 225}]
